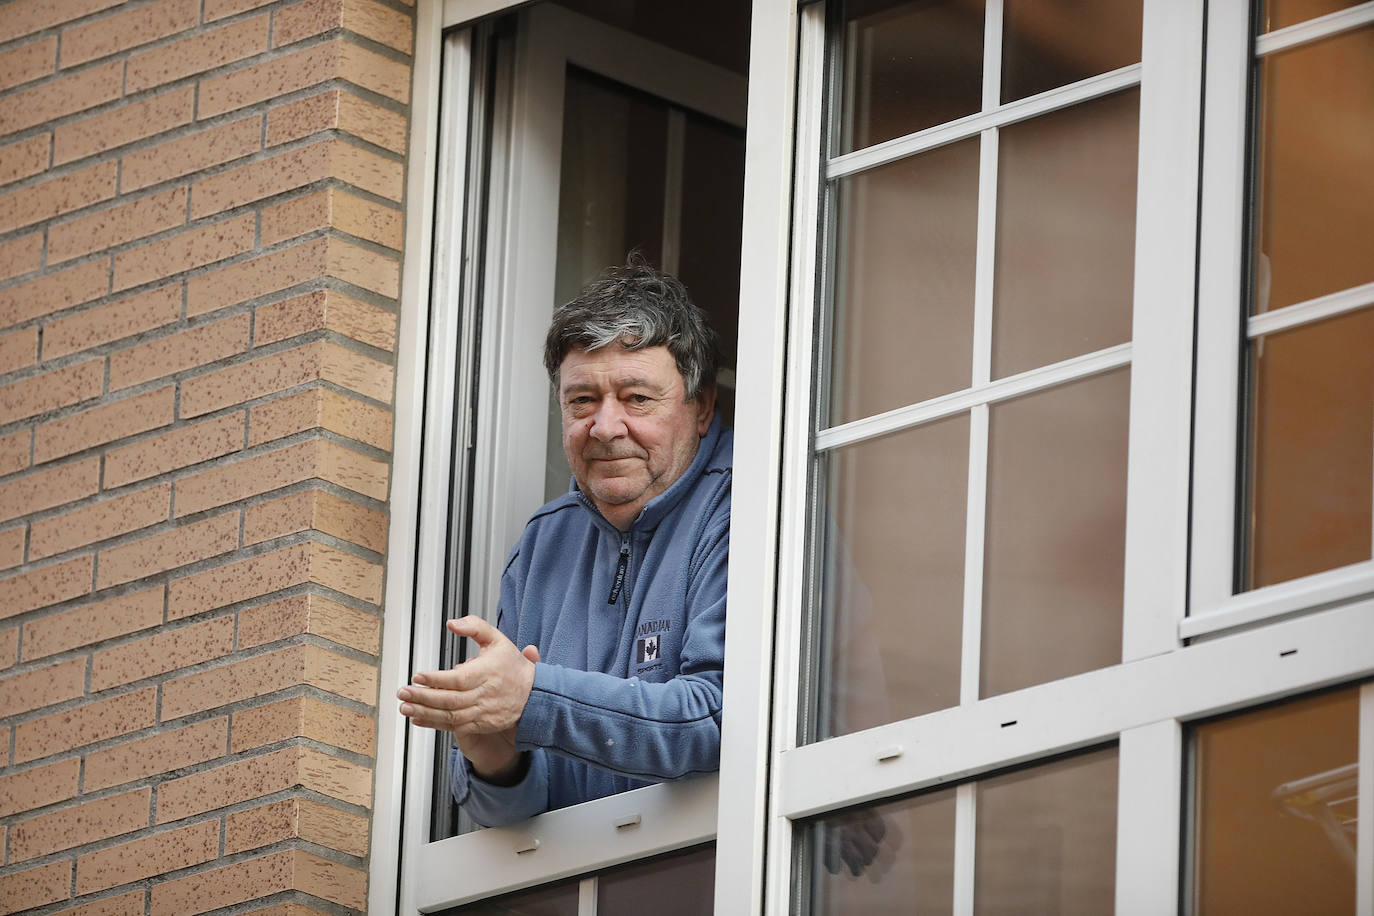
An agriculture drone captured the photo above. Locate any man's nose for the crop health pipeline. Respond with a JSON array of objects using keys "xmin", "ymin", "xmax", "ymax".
[{"xmin": 588, "ymin": 398, "xmax": 627, "ymax": 440}]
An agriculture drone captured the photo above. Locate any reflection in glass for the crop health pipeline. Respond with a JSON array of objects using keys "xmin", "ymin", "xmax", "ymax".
[
  {"xmin": 1257, "ymin": 0, "xmax": 1364, "ymax": 32},
  {"xmin": 599, "ymin": 845, "xmax": 715, "ymax": 916},
  {"xmin": 1246, "ymin": 307, "xmax": 1374, "ymax": 589},
  {"xmin": 1192, "ymin": 686, "xmax": 1360, "ymax": 914},
  {"xmin": 992, "ymin": 90, "xmax": 1139, "ymax": 379},
  {"xmin": 974, "ymin": 746, "xmax": 1118, "ymax": 914},
  {"xmin": 981, "ymin": 369, "xmax": 1129, "ymax": 699},
  {"xmin": 817, "ymin": 415, "xmax": 969, "ymax": 739},
  {"xmin": 838, "ymin": 0, "xmax": 984, "ymax": 154},
  {"xmin": 1001, "ymin": 0, "xmax": 1142, "ymax": 103},
  {"xmin": 805, "ymin": 788, "xmax": 957, "ymax": 915},
  {"xmin": 449, "ymin": 879, "xmax": 580, "ymax": 915},
  {"xmin": 1251, "ymin": 26, "xmax": 1374, "ymax": 313},
  {"xmin": 828, "ymin": 139, "xmax": 980, "ymax": 426}
]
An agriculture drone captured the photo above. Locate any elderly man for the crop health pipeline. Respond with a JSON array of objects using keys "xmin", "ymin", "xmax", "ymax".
[{"xmin": 398, "ymin": 258, "xmax": 731, "ymax": 827}]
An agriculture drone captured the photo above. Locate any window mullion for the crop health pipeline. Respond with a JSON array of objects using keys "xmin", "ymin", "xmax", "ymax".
[
  {"xmin": 951, "ymin": 782, "xmax": 978, "ymax": 915},
  {"xmin": 1358, "ymin": 682, "xmax": 1374, "ymax": 914},
  {"xmin": 1114, "ymin": 719, "xmax": 1184, "ymax": 914}
]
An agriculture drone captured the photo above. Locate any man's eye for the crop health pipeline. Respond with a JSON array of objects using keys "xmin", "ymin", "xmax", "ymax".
[{"xmin": 628, "ymin": 394, "xmax": 652, "ymax": 404}]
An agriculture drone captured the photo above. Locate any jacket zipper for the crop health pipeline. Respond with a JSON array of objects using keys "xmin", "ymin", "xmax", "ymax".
[{"xmin": 607, "ymin": 537, "xmax": 630, "ymax": 605}]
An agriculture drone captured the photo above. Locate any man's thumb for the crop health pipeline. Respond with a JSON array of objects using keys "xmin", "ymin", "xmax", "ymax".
[{"xmin": 522, "ymin": 645, "xmax": 540, "ymax": 664}]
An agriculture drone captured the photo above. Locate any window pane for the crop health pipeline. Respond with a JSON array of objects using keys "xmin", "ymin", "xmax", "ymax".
[
  {"xmin": 1001, "ymin": 0, "xmax": 1142, "ymax": 104},
  {"xmin": 817, "ymin": 415, "xmax": 969, "ymax": 739},
  {"xmin": 598, "ymin": 845, "xmax": 715, "ymax": 915},
  {"xmin": 804, "ymin": 787, "xmax": 957, "ymax": 915},
  {"xmin": 1257, "ymin": 0, "xmax": 1364, "ymax": 32},
  {"xmin": 974, "ymin": 746, "xmax": 1118, "ymax": 915},
  {"xmin": 1251, "ymin": 25, "xmax": 1374, "ymax": 313},
  {"xmin": 981, "ymin": 369, "xmax": 1129, "ymax": 698},
  {"xmin": 827, "ymin": 139, "xmax": 980, "ymax": 426},
  {"xmin": 838, "ymin": 0, "xmax": 984, "ymax": 154},
  {"xmin": 448, "ymin": 880, "xmax": 580, "ymax": 915},
  {"xmin": 1245, "ymin": 307, "xmax": 1374, "ymax": 589},
  {"xmin": 991, "ymin": 89, "xmax": 1139, "ymax": 379},
  {"xmin": 1192, "ymin": 686, "xmax": 1360, "ymax": 914}
]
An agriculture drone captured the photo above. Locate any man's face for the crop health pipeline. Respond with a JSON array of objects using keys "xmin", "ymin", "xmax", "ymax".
[{"xmin": 559, "ymin": 343, "xmax": 714, "ymax": 530}]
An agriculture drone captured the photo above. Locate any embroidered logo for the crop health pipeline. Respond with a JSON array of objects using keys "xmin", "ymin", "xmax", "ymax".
[
  {"xmin": 636, "ymin": 634, "xmax": 660, "ymax": 663},
  {"xmin": 634, "ymin": 619, "xmax": 670, "ymax": 666}
]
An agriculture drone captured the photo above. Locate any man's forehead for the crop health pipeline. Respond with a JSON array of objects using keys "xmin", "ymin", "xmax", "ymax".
[{"xmin": 558, "ymin": 345, "xmax": 683, "ymax": 391}]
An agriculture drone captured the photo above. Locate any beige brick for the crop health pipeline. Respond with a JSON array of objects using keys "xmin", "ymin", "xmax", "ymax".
[
  {"xmin": 337, "ymin": 89, "xmax": 407, "ymax": 153},
  {"xmin": 0, "ymin": 656, "xmax": 85, "ymax": 718},
  {"xmin": 75, "ymin": 819, "xmax": 218, "ymax": 895},
  {"xmin": 49, "ymin": 187, "xmax": 188, "ymax": 265},
  {"xmin": 321, "ymin": 339, "xmax": 394, "ymax": 402},
  {"xmin": 300, "ymin": 796, "xmax": 369, "ymax": 855},
  {"xmin": 0, "ymin": 258, "xmax": 110, "ymax": 329},
  {"xmin": 22, "ymin": 586, "xmax": 163, "ymax": 660},
  {"xmin": 0, "ymin": 231, "xmax": 43, "ymax": 282},
  {"xmin": 318, "ymin": 438, "xmax": 388, "ymax": 501},
  {"xmin": 54, "ymin": 87, "xmax": 195, "ymax": 166},
  {"xmin": 161, "ymin": 645, "xmax": 306, "ymax": 719},
  {"xmin": 148, "ymin": 850, "xmax": 295, "ymax": 916},
  {"xmin": 174, "ymin": 441, "xmax": 311, "ymax": 516},
  {"xmin": 120, "ymin": 116, "xmax": 261, "ymax": 194},
  {"xmin": 296, "ymin": 847, "xmax": 367, "ymax": 908},
  {"xmin": 61, "ymin": 0, "xmax": 200, "ymax": 67},
  {"xmin": 0, "ymin": 555, "xmax": 93, "ymax": 622},
  {"xmin": 304, "ymin": 642, "xmax": 376, "ymax": 704},
  {"xmin": 259, "ymin": 189, "xmax": 331, "ymax": 246},
  {"xmin": 0, "ymin": 860, "xmax": 71, "ymax": 915},
  {"xmin": 126, "ymin": 14, "xmax": 270, "ymax": 93},
  {"xmin": 154, "ymin": 747, "xmax": 298, "ymax": 821},
  {"xmin": 96, "ymin": 510, "xmax": 239, "ymax": 589},
  {"xmin": 165, "ymin": 542, "xmax": 307, "ymax": 618},
  {"xmin": 0, "ymin": 159, "xmax": 118, "ymax": 235},
  {"xmin": 264, "ymin": 91, "xmax": 340, "ymax": 147},
  {"xmin": 329, "ymin": 136, "xmax": 404, "ymax": 202},
  {"xmin": 230, "ymin": 694, "xmax": 374, "ymax": 755},
  {"xmin": 110, "ymin": 313, "xmax": 250, "ymax": 390},
  {"xmin": 199, "ymin": 38, "xmax": 408, "ymax": 119},
  {"xmin": 244, "ymin": 488, "xmax": 385, "ymax": 552},
  {"xmin": 112, "ymin": 212, "xmax": 256, "ymax": 291},
  {"xmin": 34, "ymin": 386, "xmax": 176, "ymax": 465},
  {"xmin": 178, "ymin": 342, "xmax": 321, "ymax": 418},
  {"xmin": 31, "ymin": 485, "xmax": 170, "ymax": 561},
  {"xmin": 14, "ymin": 687, "xmax": 157, "ymax": 764},
  {"xmin": 10, "ymin": 788, "xmax": 150, "ymax": 862},
  {"xmin": 83, "ymin": 717, "xmax": 226, "ymax": 792},
  {"xmin": 0, "ymin": 757, "xmax": 80, "ymax": 817},
  {"xmin": 47, "ymin": 889, "xmax": 146, "ymax": 916},
  {"xmin": 276, "ymin": 0, "xmax": 411, "ymax": 54},
  {"xmin": 0, "ymin": 326, "xmax": 38, "ymax": 373},
  {"xmin": 260, "ymin": 188, "xmax": 401, "ymax": 251},
  {"xmin": 224, "ymin": 797, "xmax": 297, "ymax": 854},
  {"xmin": 339, "ymin": 37, "xmax": 410, "ymax": 103},
  {"xmin": 298, "ymin": 745, "xmax": 371, "ymax": 806},
  {"xmin": 91, "ymin": 614, "xmax": 234, "ymax": 690},
  {"xmin": 332, "ymin": 187, "xmax": 403, "ymax": 250},
  {"xmin": 0, "ymin": 429, "xmax": 31, "ymax": 476},
  {"xmin": 190, "ymin": 141, "xmax": 330, "ymax": 220},
  {"xmin": 247, "ymin": 384, "xmax": 393, "ymax": 450},
  {"xmin": 0, "ymin": 525, "xmax": 25, "ymax": 570},
  {"xmin": 104, "ymin": 411, "xmax": 246, "ymax": 488},
  {"xmin": 42, "ymin": 284, "xmax": 182, "ymax": 360},
  {"xmin": 0, "ymin": 0, "xmax": 122, "ymax": 44},
  {"xmin": 186, "ymin": 237, "xmax": 328, "ymax": 317},
  {"xmin": 0, "ymin": 457, "xmax": 100, "ymax": 525},
  {"xmin": 0, "ymin": 36, "xmax": 56, "ymax": 92},
  {"xmin": 265, "ymin": 89, "xmax": 406, "ymax": 154},
  {"xmin": 0, "ymin": 133, "xmax": 51, "ymax": 187},
  {"xmin": 0, "ymin": 59, "xmax": 122, "ymax": 136},
  {"xmin": 0, "ymin": 360, "xmax": 103, "ymax": 426},
  {"xmin": 240, "ymin": 592, "xmax": 378, "ymax": 655},
  {"xmin": 326, "ymin": 236, "xmax": 398, "ymax": 299},
  {"xmin": 205, "ymin": 0, "xmax": 278, "ymax": 18},
  {"xmin": 0, "ymin": 627, "xmax": 16, "ymax": 667}
]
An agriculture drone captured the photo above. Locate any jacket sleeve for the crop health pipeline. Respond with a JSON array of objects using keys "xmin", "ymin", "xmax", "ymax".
[
  {"xmin": 450, "ymin": 744, "xmax": 549, "ymax": 828},
  {"xmin": 514, "ymin": 521, "xmax": 728, "ymax": 781}
]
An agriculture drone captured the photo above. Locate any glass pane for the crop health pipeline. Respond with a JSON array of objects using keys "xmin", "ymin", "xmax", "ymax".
[
  {"xmin": 805, "ymin": 787, "xmax": 957, "ymax": 914},
  {"xmin": 598, "ymin": 845, "xmax": 715, "ymax": 915},
  {"xmin": 991, "ymin": 89, "xmax": 1139, "ymax": 379},
  {"xmin": 1257, "ymin": 0, "xmax": 1364, "ymax": 32},
  {"xmin": 817, "ymin": 415, "xmax": 969, "ymax": 739},
  {"xmin": 1245, "ymin": 307, "xmax": 1374, "ymax": 589},
  {"xmin": 839, "ymin": 0, "xmax": 984, "ymax": 154},
  {"xmin": 1251, "ymin": 25, "xmax": 1374, "ymax": 313},
  {"xmin": 448, "ymin": 880, "xmax": 580, "ymax": 915},
  {"xmin": 1001, "ymin": 0, "xmax": 1142, "ymax": 103},
  {"xmin": 981, "ymin": 369, "xmax": 1129, "ymax": 698},
  {"xmin": 974, "ymin": 746, "xmax": 1118, "ymax": 915},
  {"xmin": 828, "ymin": 139, "xmax": 980, "ymax": 426},
  {"xmin": 1192, "ymin": 686, "xmax": 1360, "ymax": 914}
]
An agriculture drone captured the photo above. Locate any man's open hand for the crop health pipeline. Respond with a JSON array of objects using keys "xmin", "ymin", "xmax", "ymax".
[{"xmin": 399, "ymin": 616, "xmax": 538, "ymax": 734}]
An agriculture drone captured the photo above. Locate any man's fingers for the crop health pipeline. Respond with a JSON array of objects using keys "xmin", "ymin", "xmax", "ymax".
[
  {"xmin": 447, "ymin": 615, "xmax": 502, "ymax": 648},
  {"xmin": 522, "ymin": 644, "xmax": 540, "ymax": 664},
  {"xmin": 396, "ymin": 682, "xmax": 480, "ymax": 711}
]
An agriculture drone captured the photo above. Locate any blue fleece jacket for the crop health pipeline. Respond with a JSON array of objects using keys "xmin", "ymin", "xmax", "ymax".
[{"xmin": 451, "ymin": 417, "xmax": 732, "ymax": 826}]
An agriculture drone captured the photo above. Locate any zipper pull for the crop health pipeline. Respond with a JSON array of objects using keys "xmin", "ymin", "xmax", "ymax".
[{"xmin": 607, "ymin": 540, "xmax": 630, "ymax": 605}]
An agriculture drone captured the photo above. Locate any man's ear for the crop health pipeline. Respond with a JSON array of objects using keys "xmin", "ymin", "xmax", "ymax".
[{"xmin": 694, "ymin": 383, "xmax": 717, "ymax": 435}]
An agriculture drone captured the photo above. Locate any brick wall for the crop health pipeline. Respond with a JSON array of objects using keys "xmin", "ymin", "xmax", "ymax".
[{"xmin": 0, "ymin": 0, "xmax": 414, "ymax": 913}]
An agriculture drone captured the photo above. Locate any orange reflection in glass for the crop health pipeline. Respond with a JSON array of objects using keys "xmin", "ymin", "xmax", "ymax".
[{"xmin": 1256, "ymin": 0, "xmax": 1364, "ymax": 32}]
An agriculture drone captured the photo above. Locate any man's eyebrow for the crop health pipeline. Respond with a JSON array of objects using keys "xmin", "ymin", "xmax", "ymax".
[{"xmin": 561, "ymin": 377, "xmax": 670, "ymax": 395}]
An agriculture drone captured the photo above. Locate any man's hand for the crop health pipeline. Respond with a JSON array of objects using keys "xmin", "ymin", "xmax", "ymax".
[{"xmin": 398, "ymin": 616, "xmax": 540, "ymax": 780}]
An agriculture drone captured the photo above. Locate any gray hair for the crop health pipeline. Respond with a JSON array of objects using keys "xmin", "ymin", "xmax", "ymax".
[{"xmin": 543, "ymin": 255, "xmax": 720, "ymax": 400}]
